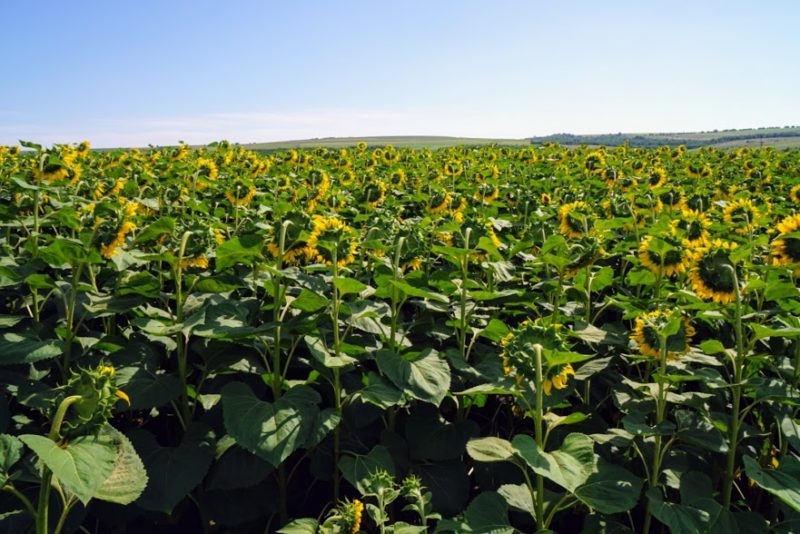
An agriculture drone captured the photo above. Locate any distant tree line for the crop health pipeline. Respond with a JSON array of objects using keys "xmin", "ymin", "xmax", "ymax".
[{"xmin": 530, "ymin": 127, "xmax": 800, "ymax": 148}]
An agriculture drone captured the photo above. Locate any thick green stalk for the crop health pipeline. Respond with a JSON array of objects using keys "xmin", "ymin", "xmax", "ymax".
[
  {"xmin": 331, "ymin": 247, "xmax": 343, "ymax": 502},
  {"xmin": 642, "ymin": 332, "xmax": 670, "ymax": 534},
  {"xmin": 533, "ymin": 344, "xmax": 545, "ymax": 528},
  {"xmin": 458, "ymin": 228, "xmax": 472, "ymax": 362},
  {"xmin": 36, "ymin": 395, "xmax": 82, "ymax": 534},
  {"xmin": 175, "ymin": 231, "xmax": 192, "ymax": 429},
  {"xmin": 722, "ymin": 266, "xmax": 745, "ymax": 510},
  {"xmin": 271, "ymin": 221, "xmax": 290, "ymax": 525}
]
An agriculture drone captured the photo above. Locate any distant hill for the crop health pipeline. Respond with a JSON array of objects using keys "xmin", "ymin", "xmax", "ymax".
[
  {"xmin": 243, "ymin": 136, "xmax": 529, "ymax": 151},
  {"xmin": 529, "ymin": 126, "xmax": 800, "ymax": 149},
  {"xmin": 239, "ymin": 127, "xmax": 800, "ymax": 151}
]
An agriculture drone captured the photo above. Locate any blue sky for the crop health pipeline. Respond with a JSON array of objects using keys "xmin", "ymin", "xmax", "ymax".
[{"xmin": 2, "ymin": 0, "xmax": 798, "ymax": 147}]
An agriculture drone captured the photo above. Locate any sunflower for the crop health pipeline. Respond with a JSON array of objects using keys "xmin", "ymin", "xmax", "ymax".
[
  {"xmin": 499, "ymin": 321, "xmax": 575, "ymax": 395},
  {"xmin": 638, "ymin": 235, "xmax": 691, "ymax": 277},
  {"xmin": 363, "ymin": 179, "xmax": 387, "ymax": 208},
  {"xmin": 558, "ymin": 201, "xmax": 592, "ymax": 239},
  {"xmin": 771, "ymin": 214, "xmax": 800, "ymax": 274},
  {"xmin": 225, "ymin": 185, "xmax": 257, "ymax": 207},
  {"xmin": 723, "ymin": 198, "xmax": 761, "ymax": 235},
  {"xmin": 540, "ymin": 192, "xmax": 552, "ymax": 206},
  {"xmin": 631, "ymin": 309, "xmax": 695, "ymax": 360},
  {"xmin": 647, "ymin": 168, "xmax": 668, "ymax": 188},
  {"xmin": 356, "ymin": 141, "xmax": 368, "ymax": 151},
  {"xmin": 584, "ymin": 150, "xmax": 606, "ymax": 173},
  {"xmin": 428, "ymin": 189, "xmax": 453, "ymax": 215},
  {"xmin": 307, "ymin": 215, "xmax": 359, "ymax": 268},
  {"xmin": 670, "ymin": 208, "xmax": 711, "ymax": 246},
  {"xmin": 686, "ymin": 162, "xmax": 712, "ymax": 179},
  {"xmin": 657, "ymin": 188, "xmax": 685, "ymax": 212},
  {"xmin": 443, "ymin": 159, "xmax": 463, "ymax": 177},
  {"xmin": 601, "ymin": 167, "xmax": 622, "ymax": 186},
  {"xmin": 389, "ymin": 168, "xmax": 406, "ymax": 188},
  {"xmin": 543, "ymin": 364, "xmax": 575, "ymax": 396},
  {"xmin": 474, "ymin": 183, "xmax": 499, "ymax": 203},
  {"xmin": 101, "ymin": 220, "xmax": 136, "ymax": 259},
  {"xmin": 339, "ymin": 169, "xmax": 357, "ymax": 187},
  {"xmin": 688, "ymin": 239, "xmax": 739, "ymax": 304},
  {"xmin": 789, "ymin": 184, "xmax": 800, "ymax": 205}
]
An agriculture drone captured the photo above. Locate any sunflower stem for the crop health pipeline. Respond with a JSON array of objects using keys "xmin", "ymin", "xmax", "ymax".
[
  {"xmin": 722, "ymin": 265, "xmax": 745, "ymax": 510},
  {"xmin": 533, "ymin": 344, "xmax": 546, "ymax": 528}
]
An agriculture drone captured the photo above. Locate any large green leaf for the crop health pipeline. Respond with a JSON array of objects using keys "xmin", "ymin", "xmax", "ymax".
[
  {"xmin": 93, "ymin": 425, "xmax": 148, "ymax": 505},
  {"xmin": 338, "ymin": 445, "xmax": 395, "ymax": 494},
  {"xmin": 304, "ymin": 335, "xmax": 358, "ymax": 368},
  {"xmin": 466, "ymin": 436, "xmax": 515, "ymax": 463},
  {"xmin": 0, "ymin": 333, "xmax": 63, "ymax": 365},
  {"xmin": 0, "ymin": 434, "xmax": 23, "ymax": 477},
  {"xmin": 128, "ymin": 423, "xmax": 215, "ymax": 514},
  {"xmin": 376, "ymin": 348, "xmax": 450, "ymax": 406},
  {"xmin": 575, "ymin": 457, "xmax": 642, "ymax": 513},
  {"xmin": 437, "ymin": 491, "xmax": 514, "ymax": 534},
  {"xmin": 221, "ymin": 382, "xmax": 320, "ymax": 467},
  {"xmin": 744, "ymin": 455, "xmax": 800, "ymax": 512},
  {"xmin": 511, "ymin": 433, "xmax": 597, "ymax": 493},
  {"xmin": 647, "ymin": 488, "xmax": 710, "ymax": 534},
  {"xmin": 20, "ymin": 431, "xmax": 118, "ymax": 505},
  {"xmin": 215, "ymin": 234, "xmax": 263, "ymax": 271}
]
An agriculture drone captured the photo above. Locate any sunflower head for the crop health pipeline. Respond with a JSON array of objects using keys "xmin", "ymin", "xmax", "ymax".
[
  {"xmin": 670, "ymin": 208, "xmax": 711, "ymax": 246},
  {"xmin": 308, "ymin": 215, "xmax": 360, "ymax": 268},
  {"xmin": 632, "ymin": 309, "xmax": 695, "ymax": 360},
  {"xmin": 723, "ymin": 198, "xmax": 761, "ymax": 235},
  {"xmin": 583, "ymin": 150, "xmax": 606, "ymax": 173},
  {"xmin": 558, "ymin": 201, "xmax": 592, "ymax": 239},
  {"xmin": 689, "ymin": 239, "xmax": 740, "ymax": 304},
  {"xmin": 771, "ymin": 214, "xmax": 800, "ymax": 274},
  {"xmin": 789, "ymin": 184, "xmax": 800, "ymax": 205},
  {"xmin": 638, "ymin": 235, "xmax": 691, "ymax": 277},
  {"xmin": 647, "ymin": 168, "xmax": 668, "ymax": 188},
  {"xmin": 500, "ymin": 321, "xmax": 576, "ymax": 395}
]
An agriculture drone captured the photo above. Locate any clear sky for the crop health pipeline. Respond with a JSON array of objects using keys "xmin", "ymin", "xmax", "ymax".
[{"xmin": 2, "ymin": 0, "xmax": 798, "ymax": 147}]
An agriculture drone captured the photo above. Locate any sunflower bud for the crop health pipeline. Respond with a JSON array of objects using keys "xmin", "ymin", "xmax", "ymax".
[{"xmin": 59, "ymin": 363, "xmax": 128, "ymax": 438}]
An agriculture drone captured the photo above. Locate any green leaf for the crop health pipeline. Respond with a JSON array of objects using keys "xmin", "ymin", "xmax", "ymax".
[
  {"xmin": 304, "ymin": 335, "xmax": 358, "ymax": 368},
  {"xmin": 0, "ymin": 434, "xmax": 23, "ymax": 476},
  {"xmin": 0, "ymin": 333, "xmax": 63, "ymax": 365},
  {"xmin": 466, "ymin": 436, "xmax": 515, "ymax": 463},
  {"xmin": 356, "ymin": 372, "xmax": 403, "ymax": 409},
  {"xmin": 744, "ymin": 455, "xmax": 800, "ymax": 512},
  {"xmin": 511, "ymin": 433, "xmax": 597, "ymax": 493},
  {"xmin": 440, "ymin": 492, "xmax": 514, "ymax": 534},
  {"xmin": 338, "ymin": 445, "xmax": 395, "ymax": 494},
  {"xmin": 206, "ymin": 445, "xmax": 273, "ymax": 491},
  {"xmin": 215, "ymin": 234, "xmax": 263, "ymax": 271},
  {"xmin": 497, "ymin": 483, "xmax": 534, "ymax": 514},
  {"xmin": 388, "ymin": 279, "xmax": 449, "ymax": 303},
  {"xmin": 40, "ymin": 238, "xmax": 101, "ymax": 267},
  {"xmin": 221, "ymin": 382, "xmax": 320, "ymax": 467},
  {"xmin": 133, "ymin": 216, "xmax": 175, "ymax": 244},
  {"xmin": 376, "ymin": 348, "xmax": 450, "ymax": 406},
  {"xmin": 128, "ymin": 423, "xmax": 215, "ymax": 514},
  {"xmin": 575, "ymin": 458, "xmax": 643, "ymax": 513},
  {"xmin": 647, "ymin": 488, "xmax": 710, "ymax": 534},
  {"xmin": 699, "ymin": 340, "xmax": 727, "ymax": 354},
  {"xmin": 277, "ymin": 518, "xmax": 319, "ymax": 534},
  {"xmin": 291, "ymin": 289, "xmax": 328, "ymax": 312},
  {"xmin": 93, "ymin": 425, "xmax": 148, "ymax": 505},
  {"xmin": 20, "ymin": 431, "xmax": 117, "ymax": 505},
  {"xmin": 333, "ymin": 276, "xmax": 368, "ymax": 295},
  {"xmin": 751, "ymin": 325, "xmax": 800, "ymax": 341}
]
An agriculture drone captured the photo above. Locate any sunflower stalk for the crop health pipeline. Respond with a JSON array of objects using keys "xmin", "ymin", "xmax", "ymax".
[
  {"xmin": 722, "ymin": 265, "xmax": 745, "ymax": 510},
  {"xmin": 272, "ymin": 220, "xmax": 291, "ymax": 525},
  {"xmin": 331, "ymin": 246, "xmax": 343, "ymax": 503},
  {"xmin": 533, "ymin": 344, "xmax": 546, "ymax": 528},
  {"xmin": 174, "ymin": 230, "xmax": 193, "ymax": 430}
]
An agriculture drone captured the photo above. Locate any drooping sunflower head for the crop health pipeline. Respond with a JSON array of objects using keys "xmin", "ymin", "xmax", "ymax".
[
  {"xmin": 474, "ymin": 182, "xmax": 500, "ymax": 203},
  {"xmin": 647, "ymin": 167, "xmax": 668, "ymax": 188},
  {"xmin": 565, "ymin": 236, "xmax": 604, "ymax": 276},
  {"xmin": 631, "ymin": 309, "xmax": 695, "ymax": 360},
  {"xmin": 689, "ymin": 239, "xmax": 740, "ymax": 304},
  {"xmin": 789, "ymin": 184, "xmax": 800, "ymax": 205},
  {"xmin": 722, "ymin": 198, "xmax": 761, "ymax": 235},
  {"xmin": 307, "ymin": 215, "xmax": 360, "ymax": 268},
  {"xmin": 583, "ymin": 150, "xmax": 606, "ymax": 174},
  {"xmin": 771, "ymin": 214, "xmax": 800, "ymax": 274},
  {"xmin": 657, "ymin": 188, "xmax": 685, "ymax": 212},
  {"xmin": 443, "ymin": 159, "xmax": 463, "ymax": 177},
  {"xmin": 558, "ymin": 201, "xmax": 592, "ymax": 239},
  {"xmin": 670, "ymin": 208, "xmax": 711, "ymax": 245},
  {"xmin": 686, "ymin": 162, "xmax": 712, "ymax": 179},
  {"xmin": 500, "ymin": 320, "xmax": 574, "ymax": 395},
  {"xmin": 638, "ymin": 235, "xmax": 692, "ymax": 277},
  {"xmin": 362, "ymin": 179, "xmax": 387, "ymax": 208}
]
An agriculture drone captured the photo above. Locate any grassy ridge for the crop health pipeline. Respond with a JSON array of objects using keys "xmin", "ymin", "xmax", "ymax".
[{"xmin": 240, "ymin": 127, "xmax": 800, "ymax": 150}]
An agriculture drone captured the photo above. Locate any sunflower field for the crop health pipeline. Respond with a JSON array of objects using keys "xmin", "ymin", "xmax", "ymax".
[{"xmin": 1, "ymin": 140, "xmax": 800, "ymax": 533}]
